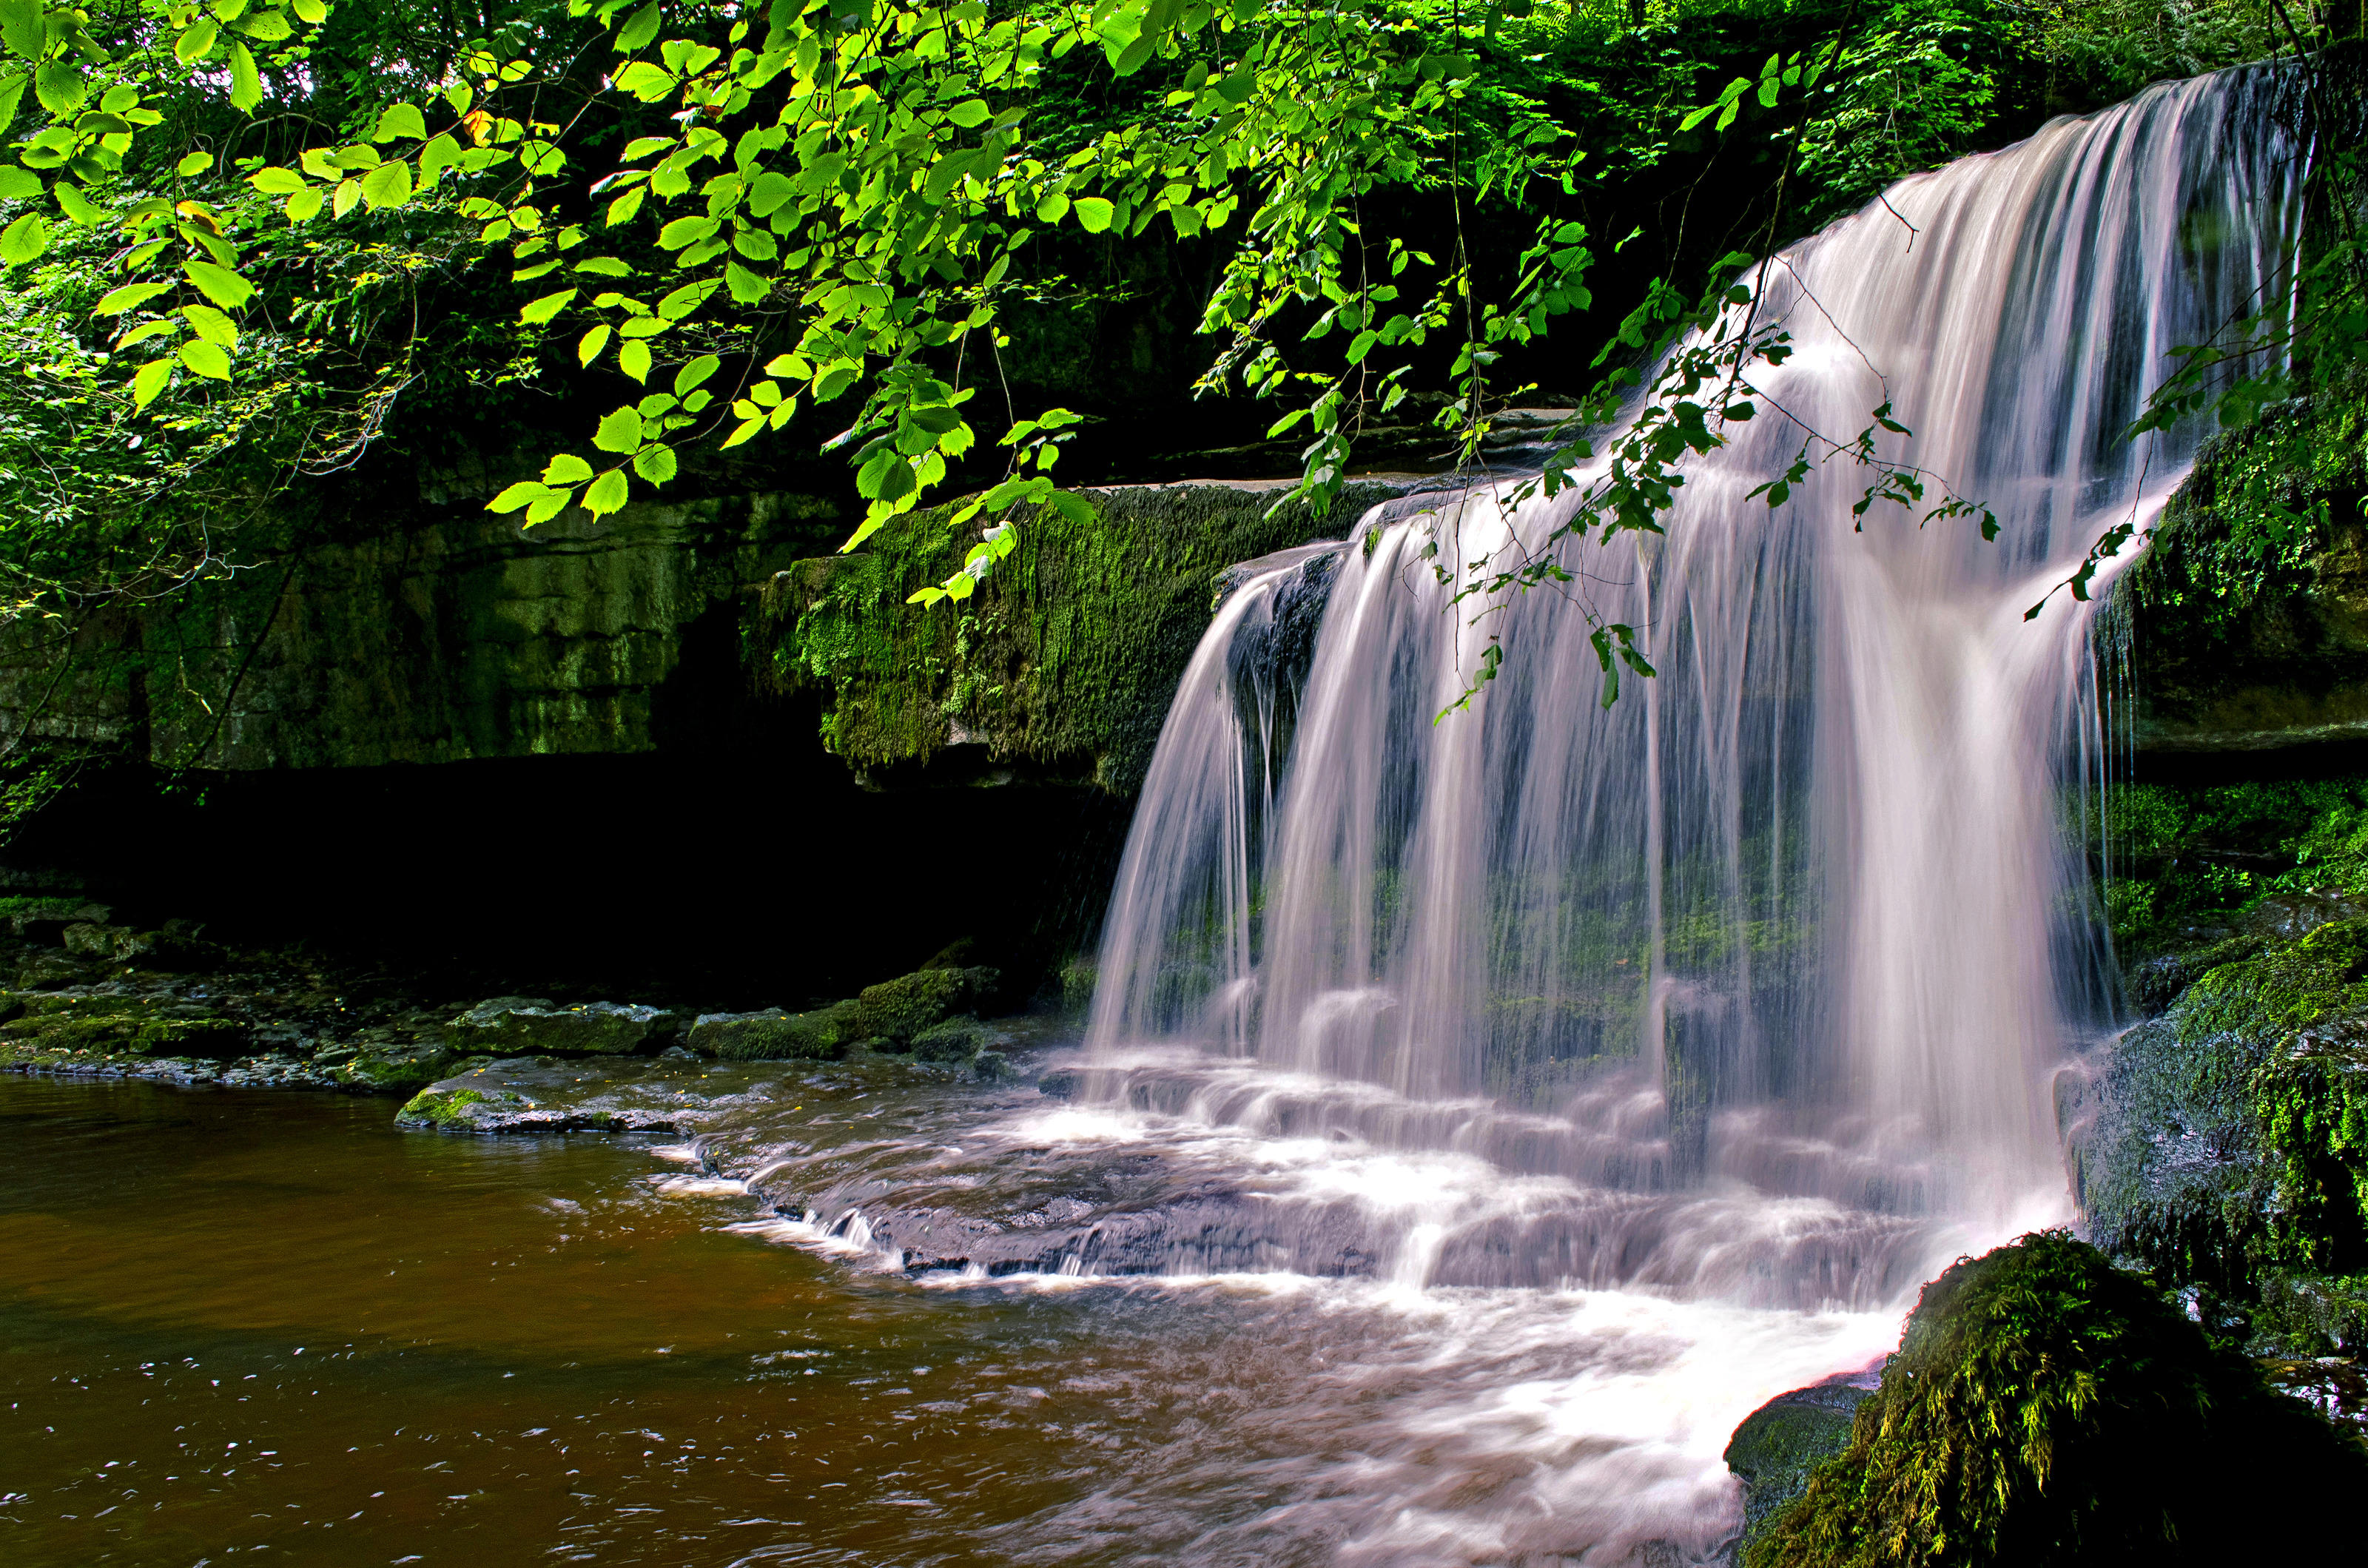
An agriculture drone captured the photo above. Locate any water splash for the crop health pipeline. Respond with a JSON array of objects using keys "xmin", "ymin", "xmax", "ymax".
[{"xmin": 1084, "ymin": 68, "xmax": 2301, "ymax": 1301}]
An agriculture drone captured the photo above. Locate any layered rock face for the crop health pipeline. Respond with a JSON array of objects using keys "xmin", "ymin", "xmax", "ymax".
[
  {"xmin": 0, "ymin": 460, "xmax": 1427, "ymax": 792},
  {"xmin": 2122, "ymin": 380, "xmax": 2368, "ymax": 757}
]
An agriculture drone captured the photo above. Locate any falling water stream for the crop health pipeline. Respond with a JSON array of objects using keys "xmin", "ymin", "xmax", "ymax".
[{"xmin": 0, "ymin": 67, "xmax": 2306, "ymax": 1568}]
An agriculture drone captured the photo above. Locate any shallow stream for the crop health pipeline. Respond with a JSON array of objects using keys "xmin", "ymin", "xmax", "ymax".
[{"xmin": 1, "ymin": 1063, "xmax": 1906, "ymax": 1566}]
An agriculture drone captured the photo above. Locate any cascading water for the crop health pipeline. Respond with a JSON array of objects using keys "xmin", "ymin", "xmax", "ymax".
[
  {"xmin": 667, "ymin": 65, "xmax": 2310, "ymax": 1567},
  {"xmin": 1080, "ymin": 64, "xmax": 2301, "ymax": 1308}
]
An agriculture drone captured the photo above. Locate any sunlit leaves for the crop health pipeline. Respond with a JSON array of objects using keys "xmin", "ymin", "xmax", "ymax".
[
  {"xmin": 227, "ymin": 42, "xmax": 261, "ymax": 112},
  {"xmin": 519, "ymin": 289, "xmax": 576, "ymax": 326},
  {"xmin": 130, "ymin": 357, "xmax": 173, "ymax": 410},
  {"xmin": 176, "ymin": 338, "xmax": 231, "ymax": 380},
  {"xmin": 183, "ymin": 261, "xmax": 253, "ymax": 309},
  {"xmin": 0, "ymin": 211, "xmax": 47, "ymax": 267}
]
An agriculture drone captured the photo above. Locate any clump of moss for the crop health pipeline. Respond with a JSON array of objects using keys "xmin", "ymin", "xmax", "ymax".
[
  {"xmin": 855, "ymin": 965, "xmax": 1000, "ymax": 1048},
  {"xmin": 1751, "ymin": 1232, "xmax": 2367, "ymax": 1568},
  {"xmin": 395, "ymin": 1086, "xmax": 525, "ymax": 1128}
]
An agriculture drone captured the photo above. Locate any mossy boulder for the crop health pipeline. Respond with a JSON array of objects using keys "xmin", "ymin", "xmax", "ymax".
[
  {"xmin": 397, "ymin": 1086, "xmax": 525, "ymax": 1129},
  {"xmin": 684, "ymin": 1003, "xmax": 856, "ymax": 1061},
  {"xmin": 334, "ymin": 1040, "xmax": 457, "ymax": 1094},
  {"xmin": 2081, "ymin": 915, "xmax": 2368, "ymax": 1339},
  {"xmin": 910, "ymin": 1014, "xmax": 995, "ymax": 1063},
  {"xmin": 855, "ymin": 966, "xmax": 1000, "ymax": 1048},
  {"xmin": 0, "ymin": 993, "xmax": 249, "ymax": 1059},
  {"xmin": 1723, "ymin": 1382, "xmax": 1870, "ymax": 1553},
  {"xmin": 1748, "ymin": 1232, "xmax": 2367, "ymax": 1567},
  {"xmin": 447, "ymin": 997, "xmax": 669, "ymax": 1056}
]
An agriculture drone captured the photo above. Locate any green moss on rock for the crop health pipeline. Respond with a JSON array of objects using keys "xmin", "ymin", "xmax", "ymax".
[
  {"xmin": 856, "ymin": 966, "xmax": 999, "ymax": 1048},
  {"xmin": 1749, "ymin": 1232, "xmax": 2367, "ymax": 1568},
  {"xmin": 1724, "ymin": 1383, "xmax": 1869, "ymax": 1552},
  {"xmin": 758, "ymin": 480, "xmax": 1422, "ymax": 791},
  {"xmin": 448, "ymin": 997, "xmax": 666, "ymax": 1056},
  {"xmin": 684, "ymin": 1004, "xmax": 856, "ymax": 1061},
  {"xmin": 910, "ymin": 1014, "xmax": 994, "ymax": 1063},
  {"xmin": 396, "ymin": 1086, "xmax": 525, "ymax": 1128}
]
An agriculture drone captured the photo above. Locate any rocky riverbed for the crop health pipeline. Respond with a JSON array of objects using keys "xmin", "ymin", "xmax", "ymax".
[{"xmin": 0, "ymin": 901, "xmax": 1037, "ymax": 1106}]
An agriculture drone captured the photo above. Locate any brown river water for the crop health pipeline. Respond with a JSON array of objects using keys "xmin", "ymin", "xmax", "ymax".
[{"xmin": 0, "ymin": 1066, "xmax": 1902, "ymax": 1567}]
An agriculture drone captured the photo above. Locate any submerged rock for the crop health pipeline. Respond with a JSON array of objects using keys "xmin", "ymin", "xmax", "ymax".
[
  {"xmin": 1746, "ymin": 1231, "xmax": 2367, "ymax": 1567},
  {"xmin": 448, "ymin": 997, "xmax": 670, "ymax": 1056}
]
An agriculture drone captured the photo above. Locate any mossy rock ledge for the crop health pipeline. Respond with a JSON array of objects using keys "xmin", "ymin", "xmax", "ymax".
[
  {"xmin": 1745, "ymin": 1232, "xmax": 2367, "ymax": 1567},
  {"xmin": 758, "ymin": 476, "xmax": 1439, "ymax": 792}
]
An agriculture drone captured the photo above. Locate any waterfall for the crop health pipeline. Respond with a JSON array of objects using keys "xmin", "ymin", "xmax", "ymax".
[{"xmin": 1078, "ymin": 69, "xmax": 2302, "ymax": 1304}]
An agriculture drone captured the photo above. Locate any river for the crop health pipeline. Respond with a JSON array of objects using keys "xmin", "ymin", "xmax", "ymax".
[{"xmin": 1, "ymin": 1066, "xmax": 1903, "ymax": 1566}]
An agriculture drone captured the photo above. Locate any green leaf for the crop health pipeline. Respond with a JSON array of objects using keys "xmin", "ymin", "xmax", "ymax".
[
  {"xmin": 358, "ymin": 159, "xmax": 412, "ymax": 209},
  {"xmin": 0, "ymin": 166, "xmax": 36, "ymax": 201},
  {"xmin": 177, "ymin": 151, "xmax": 216, "ymax": 178},
  {"xmin": 35, "ymin": 61, "xmax": 87, "ymax": 118},
  {"xmin": 593, "ymin": 406, "xmax": 645, "ymax": 454},
  {"xmin": 292, "ymin": 0, "xmax": 327, "ymax": 23},
  {"xmin": 582, "ymin": 468, "xmax": 630, "ymax": 517},
  {"xmin": 1034, "ymin": 192, "xmax": 1069, "ymax": 224},
  {"xmin": 95, "ymin": 280, "xmax": 172, "ymax": 314},
  {"xmin": 542, "ymin": 454, "xmax": 596, "ymax": 485},
  {"xmin": 614, "ymin": 1, "xmax": 662, "ymax": 52},
  {"xmin": 946, "ymin": 98, "xmax": 991, "ymax": 129},
  {"xmin": 720, "ymin": 416, "xmax": 764, "ymax": 449},
  {"xmin": 619, "ymin": 339, "xmax": 651, "ymax": 383},
  {"xmin": 518, "ymin": 287, "xmax": 577, "ymax": 326},
  {"xmin": 577, "ymin": 323, "xmax": 611, "ymax": 367},
  {"xmin": 1072, "ymin": 198, "xmax": 1114, "ymax": 234},
  {"xmin": 182, "ymin": 304, "xmax": 239, "ymax": 349},
  {"xmin": 0, "ymin": 0, "xmax": 42, "ymax": 61},
  {"xmin": 284, "ymin": 184, "xmax": 323, "ymax": 222},
  {"xmin": 724, "ymin": 258, "xmax": 767, "ymax": 305},
  {"xmin": 249, "ymin": 165, "xmax": 305, "ymax": 194},
  {"xmin": 1045, "ymin": 491, "xmax": 1096, "ymax": 526},
  {"xmin": 235, "ymin": 10, "xmax": 293, "ymax": 41},
  {"xmin": 174, "ymin": 18, "xmax": 220, "ymax": 64},
  {"xmin": 672, "ymin": 354, "xmax": 719, "ymax": 397},
  {"xmin": 487, "ymin": 481, "xmax": 553, "ymax": 514},
  {"xmin": 632, "ymin": 445, "xmax": 677, "ymax": 484},
  {"xmin": 177, "ymin": 338, "xmax": 232, "ymax": 380},
  {"xmin": 372, "ymin": 103, "xmax": 427, "ymax": 144},
  {"xmin": 52, "ymin": 182, "xmax": 98, "ymax": 223},
  {"xmin": 0, "ymin": 209, "xmax": 47, "ymax": 267},
  {"xmin": 184, "ymin": 260, "xmax": 255, "ymax": 309},
  {"xmin": 131, "ymin": 357, "xmax": 173, "ymax": 409},
  {"xmin": 228, "ymin": 43, "xmax": 262, "ymax": 113},
  {"xmin": 656, "ymin": 279, "xmax": 716, "ymax": 321}
]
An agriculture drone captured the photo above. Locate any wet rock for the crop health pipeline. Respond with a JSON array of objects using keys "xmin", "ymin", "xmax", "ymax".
[
  {"xmin": 2, "ymin": 899, "xmax": 111, "ymax": 943},
  {"xmin": 334, "ymin": 1040, "xmax": 457, "ymax": 1095},
  {"xmin": 686, "ymin": 1003, "xmax": 856, "ymax": 1060},
  {"xmin": 2241, "ymin": 891, "xmax": 2368, "ymax": 942},
  {"xmin": 1723, "ymin": 1379, "xmax": 1872, "ymax": 1554},
  {"xmin": 1747, "ymin": 1232, "xmax": 2368, "ymax": 1567},
  {"xmin": 61, "ymin": 922, "xmax": 127, "ymax": 958},
  {"xmin": 855, "ymin": 966, "xmax": 1000, "ymax": 1048},
  {"xmin": 911, "ymin": 1015, "xmax": 997, "ymax": 1063},
  {"xmin": 448, "ymin": 997, "xmax": 667, "ymax": 1056},
  {"xmin": 394, "ymin": 1056, "xmax": 775, "ymax": 1134},
  {"xmin": 14, "ymin": 953, "xmax": 83, "ymax": 989},
  {"xmin": 972, "ymin": 1049, "xmax": 1011, "ymax": 1080},
  {"xmin": 0, "ymin": 993, "xmax": 249, "ymax": 1059}
]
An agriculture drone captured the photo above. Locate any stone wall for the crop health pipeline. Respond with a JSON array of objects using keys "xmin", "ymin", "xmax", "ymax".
[{"xmin": 0, "ymin": 480, "xmax": 839, "ymax": 770}]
